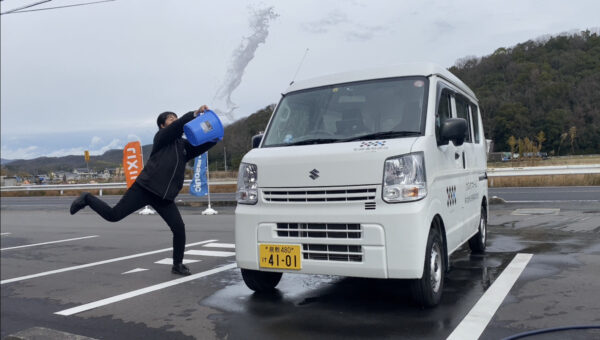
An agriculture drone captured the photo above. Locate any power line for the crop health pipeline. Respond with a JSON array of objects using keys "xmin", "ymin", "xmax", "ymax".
[
  {"xmin": 1, "ymin": 0, "xmax": 115, "ymax": 15},
  {"xmin": 1, "ymin": 0, "xmax": 52, "ymax": 15}
]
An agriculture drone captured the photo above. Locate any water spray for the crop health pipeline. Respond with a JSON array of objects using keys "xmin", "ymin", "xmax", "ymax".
[{"xmin": 212, "ymin": 6, "xmax": 279, "ymax": 122}]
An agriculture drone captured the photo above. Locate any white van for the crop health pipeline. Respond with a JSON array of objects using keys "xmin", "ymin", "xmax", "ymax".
[{"xmin": 235, "ymin": 63, "xmax": 488, "ymax": 307}]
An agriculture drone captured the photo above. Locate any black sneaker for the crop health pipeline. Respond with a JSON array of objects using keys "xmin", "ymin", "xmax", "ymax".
[
  {"xmin": 171, "ymin": 263, "xmax": 191, "ymax": 276},
  {"xmin": 70, "ymin": 193, "xmax": 89, "ymax": 215}
]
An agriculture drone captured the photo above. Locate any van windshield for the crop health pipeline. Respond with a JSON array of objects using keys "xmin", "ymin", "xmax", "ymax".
[{"xmin": 262, "ymin": 77, "xmax": 428, "ymax": 147}]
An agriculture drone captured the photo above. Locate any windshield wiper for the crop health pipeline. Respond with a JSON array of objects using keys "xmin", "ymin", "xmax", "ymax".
[
  {"xmin": 339, "ymin": 130, "xmax": 421, "ymax": 142},
  {"xmin": 285, "ymin": 138, "xmax": 341, "ymax": 146}
]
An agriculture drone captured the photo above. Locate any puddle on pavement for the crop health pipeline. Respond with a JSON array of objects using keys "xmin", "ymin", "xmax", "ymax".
[{"xmin": 199, "ymin": 247, "xmax": 521, "ymax": 340}]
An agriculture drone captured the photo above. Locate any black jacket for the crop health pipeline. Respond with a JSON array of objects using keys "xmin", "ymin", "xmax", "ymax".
[{"xmin": 136, "ymin": 111, "xmax": 217, "ymax": 201}]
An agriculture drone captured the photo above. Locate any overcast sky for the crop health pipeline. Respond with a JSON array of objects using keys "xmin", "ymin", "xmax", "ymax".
[{"xmin": 1, "ymin": 0, "xmax": 599, "ymax": 160}]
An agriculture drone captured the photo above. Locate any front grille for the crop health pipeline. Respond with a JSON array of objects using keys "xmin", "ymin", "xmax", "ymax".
[
  {"xmin": 303, "ymin": 244, "xmax": 363, "ymax": 262},
  {"xmin": 263, "ymin": 186, "xmax": 376, "ymax": 203},
  {"xmin": 277, "ymin": 223, "xmax": 361, "ymax": 239}
]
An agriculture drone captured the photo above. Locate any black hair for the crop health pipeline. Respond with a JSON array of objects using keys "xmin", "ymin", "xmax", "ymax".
[{"xmin": 157, "ymin": 111, "xmax": 177, "ymax": 128}]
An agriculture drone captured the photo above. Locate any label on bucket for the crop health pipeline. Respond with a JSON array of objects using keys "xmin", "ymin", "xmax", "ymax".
[{"xmin": 201, "ymin": 121, "xmax": 213, "ymax": 133}]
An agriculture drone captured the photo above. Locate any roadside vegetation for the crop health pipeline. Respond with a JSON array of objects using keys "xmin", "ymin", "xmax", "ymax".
[{"xmin": 450, "ymin": 30, "xmax": 600, "ymax": 155}]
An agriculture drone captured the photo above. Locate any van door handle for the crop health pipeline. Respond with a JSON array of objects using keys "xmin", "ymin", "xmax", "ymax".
[
  {"xmin": 462, "ymin": 152, "xmax": 466, "ymax": 169},
  {"xmin": 455, "ymin": 152, "xmax": 460, "ymax": 160}
]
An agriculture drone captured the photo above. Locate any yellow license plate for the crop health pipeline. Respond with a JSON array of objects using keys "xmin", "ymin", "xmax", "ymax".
[{"xmin": 259, "ymin": 244, "xmax": 302, "ymax": 270}]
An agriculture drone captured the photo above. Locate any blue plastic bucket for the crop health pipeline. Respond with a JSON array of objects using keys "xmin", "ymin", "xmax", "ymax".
[{"xmin": 184, "ymin": 110, "xmax": 224, "ymax": 146}]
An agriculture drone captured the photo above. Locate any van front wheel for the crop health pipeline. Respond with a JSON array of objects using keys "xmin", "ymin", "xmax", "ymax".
[
  {"xmin": 241, "ymin": 269, "xmax": 282, "ymax": 293},
  {"xmin": 411, "ymin": 227, "xmax": 445, "ymax": 307}
]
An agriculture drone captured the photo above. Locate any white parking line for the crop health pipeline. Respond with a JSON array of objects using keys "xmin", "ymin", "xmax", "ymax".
[
  {"xmin": 0, "ymin": 235, "xmax": 99, "ymax": 251},
  {"xmin": 55, "ymin": 263, "xmax": 237, "ymax": 316},
  {"xmin": 203, "ymin": 243, "xmax": 235, "ymax": 248},
  {"xmin": 0, "ymin": 239, "xmax": 218, "ymax": 285},
  {"xmin": 122, "ymin": 268, "xmax": 148, "ymax": 275},
  {"xmin": 185, "ymin": 250, "xmax": 236, "ymax": 257},
  {"xmin": 447, "ymin": 253, "xmax": 533, "ymax": 340},
  {"xmin": 1, "ymin": 233, "xmax": 11, "ymax": 236}
]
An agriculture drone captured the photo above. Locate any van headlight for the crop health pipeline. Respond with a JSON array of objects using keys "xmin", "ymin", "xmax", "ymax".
[
  {"xmin": 237, "ymin": 163, "xmax": 258, "ymax": 204},
  {"xmin": 382, "ymin": 152, "xmax": 427, "ymax": 203}
]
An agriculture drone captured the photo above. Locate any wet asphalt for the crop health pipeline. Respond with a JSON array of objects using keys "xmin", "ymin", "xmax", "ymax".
[{"xmin": 1, "ymin": 193, "xmax": 599, "ymax": 339}]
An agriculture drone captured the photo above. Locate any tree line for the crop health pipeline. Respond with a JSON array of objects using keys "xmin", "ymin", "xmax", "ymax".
[{"xmin": 449, "ymin": 30, "xmax": 600, "ymax": 155}]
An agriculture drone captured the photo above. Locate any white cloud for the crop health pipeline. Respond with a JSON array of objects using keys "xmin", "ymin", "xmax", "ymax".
[
  {"xmin": 301, "ymin": 10, "xmax": 349, "ymax": 34},
  {"xmin": 43, "ymin": 138, "xmax": 122, "ymax": 158},
  {"xmin": 0, "ymin": 145, "xmax": 39, "ymax": 160},
  {"xmin": 90, "ymin": 136, "xmax": 102, "ymax": 147},
  {"xmin": 47, "ymin": 147, "xmax": 87, "ymax": 158},
  {"xmin": 126, "ymin": 134, "xmax": 142, "ymax": 143},
  {"xmin": 95, "ymin": 138, "xmax": 122, "ymax": 155}
]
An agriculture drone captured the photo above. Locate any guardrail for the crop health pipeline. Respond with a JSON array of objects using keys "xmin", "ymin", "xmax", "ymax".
[
  {"xmin": 487, "ymin": 164, "xmax": 600, "ymax": 177},
  {"xmin": 0, "ymin": 180, "xmax": 237, "ymax": 195},
  {"xmin": 1, "ymin": 165, "xmax": 599, "ymax": 193}
]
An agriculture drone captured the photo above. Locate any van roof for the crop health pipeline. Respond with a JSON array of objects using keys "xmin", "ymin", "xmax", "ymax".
[{"xmin": 286, "ymin": 62, "xmax": 477, "ymax": 100}]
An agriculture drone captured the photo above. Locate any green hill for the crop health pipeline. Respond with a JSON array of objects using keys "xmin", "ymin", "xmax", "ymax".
[{"xmin": 449, "ymin": 30, "xmax": 600, "ymax": 154}]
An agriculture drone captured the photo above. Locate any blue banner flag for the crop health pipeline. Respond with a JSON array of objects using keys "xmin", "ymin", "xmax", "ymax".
[{"xmin": 190, "ymin": 153, "xmax": 208, "ymax": 197}]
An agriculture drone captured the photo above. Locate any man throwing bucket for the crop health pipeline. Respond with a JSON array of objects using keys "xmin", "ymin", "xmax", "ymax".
[{"xmin": 70, "ymin": 105, "xmax": 217, "ymax": 276}]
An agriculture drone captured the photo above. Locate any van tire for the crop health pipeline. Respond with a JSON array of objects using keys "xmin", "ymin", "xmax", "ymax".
[
  {"xmin": 468, "ymin": 205, "xmax": 487, "ymax": 254},
  {"xmin": 411, "ymin": 227, "xmax": 445, "ymax": 307},
  {"xmin": 241, "ymin": 269, "xmax": 282, "ymax": 292}
]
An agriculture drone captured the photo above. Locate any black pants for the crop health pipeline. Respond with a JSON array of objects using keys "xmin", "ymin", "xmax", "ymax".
[{"xmin": 85, "ymin": 182, "xmax": 186, "ymax": 265}]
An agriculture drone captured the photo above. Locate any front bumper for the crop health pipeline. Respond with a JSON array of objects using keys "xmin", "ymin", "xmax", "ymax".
[{"xmin": 235, "ymin": 193, "xmax": 430, "ymax": 279}]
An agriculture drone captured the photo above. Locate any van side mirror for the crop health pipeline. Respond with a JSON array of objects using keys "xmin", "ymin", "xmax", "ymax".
[
  {"xmin": 440, "ymin": 118, "xmax": 467, "ymax": 146},
  {"xmin": 251, "ymin": 134, "xmax": 263, "ymax": 148}
]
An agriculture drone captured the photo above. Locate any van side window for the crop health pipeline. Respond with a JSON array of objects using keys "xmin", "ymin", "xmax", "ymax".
[
  {"xmin": 435, "ymin": 90, "xmax": 452, "ymax": 143},
  {"xmin": 470, "ymin": 104, "xmax": 481, "ymax": 143},
  {"xmin": 455, "ymin": 96, "xmax": 472, "ymax": 143}
]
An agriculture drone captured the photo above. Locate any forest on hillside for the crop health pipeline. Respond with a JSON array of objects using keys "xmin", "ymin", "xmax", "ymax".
[{"xmin": 449, "ymin": 30, "xmax": 600, "ymax": 154}]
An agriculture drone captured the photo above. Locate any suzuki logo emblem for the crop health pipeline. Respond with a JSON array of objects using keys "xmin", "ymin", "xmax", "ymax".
[{"xmin": 309, "ymin": 169, "xmax": 320, "ymax": 180}]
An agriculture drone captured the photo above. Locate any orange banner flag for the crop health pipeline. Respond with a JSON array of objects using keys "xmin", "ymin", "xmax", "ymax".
[{"xmin": 123, "ymin": 141, "xmax": 143, "ymax": 188}]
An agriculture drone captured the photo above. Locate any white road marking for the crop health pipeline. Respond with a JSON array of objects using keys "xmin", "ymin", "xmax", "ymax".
[
  {"xmin": 0, "ymin": 233, "xmax": 11, "ymax": 236},
  {"xmin": 447, "ymin": 253, "xmax": 533, "ymax": 340},
  {"xmin": 122, "ymin": 268, "xmax": 148, "ymax": 275},
  {"xmin": 55, "ymin": 263, "xmax": 237, "ymax": 316},
  {"xmin": 0, "ymin": 239, "xmax": 218, "ymax": 285},
  {"xmin": 154, "ymin": 258, "xmax": 200, "ymax": 265},
  {"xmin": 203, "ymin": 242, "xmax": 235, "ymax": 249},
  {"xmin": 185, "ymin": 250, "xmax": 236, "ymax": 257},
  {"xmin": 0, "ymin": 235, "xmax": 99, "ymax": 251}
]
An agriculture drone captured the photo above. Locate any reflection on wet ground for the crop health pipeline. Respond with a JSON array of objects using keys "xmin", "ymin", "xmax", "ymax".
[{"xmin": 201, "ymin": 247, "xmax": 517, "ymax": 340}]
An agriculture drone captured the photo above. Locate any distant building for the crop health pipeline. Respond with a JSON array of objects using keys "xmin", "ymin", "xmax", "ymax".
[
  {"xmin": 0, "ymin": 176, "xmax": 18, "ymax": 187},
  {"xmin": 73, "ymin": 168, "xmax": 97, "ymax": 180}
]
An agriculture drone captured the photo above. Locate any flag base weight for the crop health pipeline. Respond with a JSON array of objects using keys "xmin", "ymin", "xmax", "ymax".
[
  {"xmin": 138, "ymin": 206, "xmax": 156, "ymax": 215},
  {"xmin": 202, "ymin": 207, "xmax": 218, "ymax": 215}
]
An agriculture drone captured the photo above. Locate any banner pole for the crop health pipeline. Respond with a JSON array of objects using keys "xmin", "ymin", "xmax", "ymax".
[
  {"xmin": 201, "ymin": 152, "xmax": 218, "ymax": 215},
  {"xmin": 135, "ymin": 141, "xmax": 154, "ymax": 215},
  {"xmin": 206, "ymin": 153, "xmax": 212, "ymax": 210}
]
